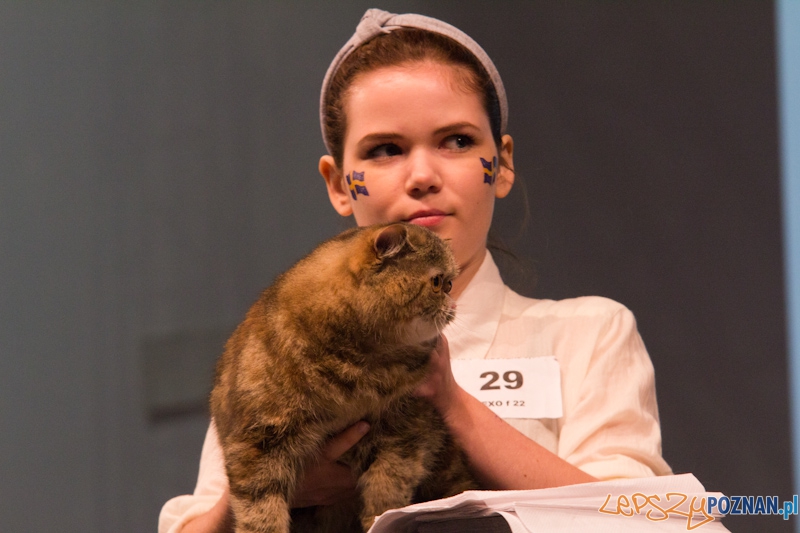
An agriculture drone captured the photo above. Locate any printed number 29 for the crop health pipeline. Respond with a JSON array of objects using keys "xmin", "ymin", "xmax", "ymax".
[{"xmin": 480, "ymin": 371, "xmax": 523, "ymax": 390}]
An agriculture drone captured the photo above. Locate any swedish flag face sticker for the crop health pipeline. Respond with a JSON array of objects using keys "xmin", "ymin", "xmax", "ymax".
[
  {"xmin": 346, "ymin": 171, "xmax": 369, "ymax": 200},
  {"xmin": 481, "ymin": 156, "xmax": 498, "ymax": 185}
]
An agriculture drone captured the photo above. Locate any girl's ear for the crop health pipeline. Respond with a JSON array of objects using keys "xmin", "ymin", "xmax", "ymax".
[
  {"xmin": 319, "ymin": 155, "xmax": 353, "ymax": 217},
  {"xmin": 495, "ymin": 134, "xmax": 515, "ymax": 199}
]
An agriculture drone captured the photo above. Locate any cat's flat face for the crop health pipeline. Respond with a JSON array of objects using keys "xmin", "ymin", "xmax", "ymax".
[{"xmin": 353, "ymin": 223, "xmax": 458, "ymax": 346}]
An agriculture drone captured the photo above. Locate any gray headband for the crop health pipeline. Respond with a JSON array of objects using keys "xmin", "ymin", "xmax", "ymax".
[{"xmin": 319, "ymin": 8, "xmax": 508, "ymax": 156}]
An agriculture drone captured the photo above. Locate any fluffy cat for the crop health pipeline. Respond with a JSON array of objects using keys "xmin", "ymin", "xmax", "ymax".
[{"xmin": 210, "ymin": 222, "xmax": 477, "ymax": 533}]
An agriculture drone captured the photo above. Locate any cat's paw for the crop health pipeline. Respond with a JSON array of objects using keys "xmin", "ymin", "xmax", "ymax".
[{"xmin": 360, "ymin": 514, "xmax": 378, "ymax": 533}]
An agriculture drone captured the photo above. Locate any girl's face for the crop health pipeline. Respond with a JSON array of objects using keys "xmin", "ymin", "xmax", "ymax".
[{"xmin": 320, "ymin": 61, "xmax": 514, "ymax": 297}]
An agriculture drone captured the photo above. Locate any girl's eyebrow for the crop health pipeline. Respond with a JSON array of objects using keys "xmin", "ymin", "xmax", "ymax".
[
  {"xmin": 357, "ymin": 122, "xmax": 482, "ymax": 146},
  {"xmin": 433, "ymin": 122, "xmax": 481, "ymax": 136},
  {"xmin": 357, "ymin": 132, "xmax": 402, "ymax": 146}
]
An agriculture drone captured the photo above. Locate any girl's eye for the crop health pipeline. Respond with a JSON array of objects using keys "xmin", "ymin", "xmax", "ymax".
[
  {"xmin": 442, "ymin": 134, "xmax": 475, "ymax": 151},
  {"xmin": 366, "ymin": 143, "xmax": 403, "ymax": 159}
]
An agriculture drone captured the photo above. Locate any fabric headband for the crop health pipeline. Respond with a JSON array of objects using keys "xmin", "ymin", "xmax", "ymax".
[{"xmin": 319, "ymin": 8, "xmax": 509, "ymax": 155}]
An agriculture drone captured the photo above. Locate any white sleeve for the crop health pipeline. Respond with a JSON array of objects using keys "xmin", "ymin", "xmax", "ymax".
[
  {"xmin": 158, "ymin": 420, "xmax": 229, "ymax": 533},
  {"xmin": 558, "ymin": 306, "xmax": 672, "ymax": 479}
]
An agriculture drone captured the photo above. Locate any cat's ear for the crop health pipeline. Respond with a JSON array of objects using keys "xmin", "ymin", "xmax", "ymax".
[{"xmin": 374, "ymin": 224, "xmax": 408, "ymax": 260}]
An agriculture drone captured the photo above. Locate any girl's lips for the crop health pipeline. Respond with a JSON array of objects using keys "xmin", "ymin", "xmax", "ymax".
[
  {"xmin": 405, "ymin": 210, "xmax": 448, "ymax": 227},
  {"xmin": 408, "ymin": 215, "xmax": 446, "ymax": 227}
]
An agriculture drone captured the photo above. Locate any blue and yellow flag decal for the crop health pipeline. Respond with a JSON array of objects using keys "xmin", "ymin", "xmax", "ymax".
[
  {"xmin": 481, "ymin": 156, "xmax": 498, "ymax": 185},
  {"xmin": 346, "ymin": 171, "xmax": 369, "ymax": 200}
]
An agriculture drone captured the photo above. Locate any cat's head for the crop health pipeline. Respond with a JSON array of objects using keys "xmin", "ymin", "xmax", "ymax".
[{"xmin": 348, "ymin": 223, "xmax": 459, "ymax": 346}]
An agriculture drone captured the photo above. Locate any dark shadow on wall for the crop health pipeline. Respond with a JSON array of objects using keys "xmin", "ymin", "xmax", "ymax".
[{"xmin": 469, "ymin": 3, "xmax": 788, "ymax": 532}]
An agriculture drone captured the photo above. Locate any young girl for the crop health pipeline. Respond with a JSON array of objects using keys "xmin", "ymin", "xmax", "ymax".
[{"xmin": 159, "ymin": 9, "xmax": 671, "ymax": 533}]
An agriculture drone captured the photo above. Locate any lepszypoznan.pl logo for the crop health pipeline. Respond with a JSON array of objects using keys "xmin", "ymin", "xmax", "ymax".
[{"xmin": 599, "ymin": 492, "xmax": 799, "ymax": 530}]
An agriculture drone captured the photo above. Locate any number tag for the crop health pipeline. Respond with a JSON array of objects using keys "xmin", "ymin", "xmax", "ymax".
[{"xmin": 450, "ymin": 357, "xmax": 563, "ymax": 419}]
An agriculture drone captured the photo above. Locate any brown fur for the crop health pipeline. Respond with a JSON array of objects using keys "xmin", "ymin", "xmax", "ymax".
[{"xmin": 210, "ymin": 223, "xmax": 477, "ymax": 533}]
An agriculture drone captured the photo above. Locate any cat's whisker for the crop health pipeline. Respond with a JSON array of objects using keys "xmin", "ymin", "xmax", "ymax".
[{"xmin": 442, "ymin": 313, "xmax": 470, "ymax": 332}]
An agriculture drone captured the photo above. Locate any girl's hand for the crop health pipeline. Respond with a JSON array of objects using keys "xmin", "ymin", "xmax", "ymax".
[
  {"xmin": 291, "ymin": 421, "xmax": 370, "ymax": 508},
  {"xmin": 182, "ymin": 487, "xmax": 234, "ymax": 533},
  {"xmin": 415, "ymin": 335, "xmax": 460, "ymax": 416},
  {"xmin": 183, "ymin": 423, "xmax": 369, "ymax": 532}
]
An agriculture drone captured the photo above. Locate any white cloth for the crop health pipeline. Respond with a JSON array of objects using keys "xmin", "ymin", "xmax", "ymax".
[
  {"xmin": 158, "ymin": 420, "xmax": 229, "ymax": 533},
  {"xmin": 445, "ymin": 252, "xmax": 671, "ymax": 480},
  {"xmin": 158, "ymin": 252, "xmax": 671, "ymax": 532}
]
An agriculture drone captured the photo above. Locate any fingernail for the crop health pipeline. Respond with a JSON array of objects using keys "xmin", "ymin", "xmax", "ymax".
[{"xmin": 356, "ymin": 421, "xmax": 370, "ymax": 434}]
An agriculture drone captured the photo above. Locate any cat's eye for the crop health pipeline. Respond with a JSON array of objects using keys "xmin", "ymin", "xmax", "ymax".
[
  {"xmin": 432, "ymin": 275, "xmax": 452, "ymax": 294},
  {"xmin": 443, "ymin": 279, "xmax": 453, "ymax": 294}
]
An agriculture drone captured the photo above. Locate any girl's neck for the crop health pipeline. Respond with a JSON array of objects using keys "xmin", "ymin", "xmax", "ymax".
[{"xmin": 450, "ymin": 247, "xmax": 487, "ymax": 301}]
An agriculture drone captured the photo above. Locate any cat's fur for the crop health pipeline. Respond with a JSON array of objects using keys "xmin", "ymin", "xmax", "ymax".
[{"xmin": 210, "ymin": 223, "xmax": 477, "ymax": 533}]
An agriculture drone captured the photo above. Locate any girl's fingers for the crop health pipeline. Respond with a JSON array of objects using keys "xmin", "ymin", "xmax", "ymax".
[
  {"xmin": 437, "ymin": 333, "xmax": 448, "ymax": 352},
  {"xmin": 321, "ymin": 421, "xmax": 370, "ymax": 461},
  {"xmin": 434, "ymin": 334, "xmax": 450, "ymax": 363}
]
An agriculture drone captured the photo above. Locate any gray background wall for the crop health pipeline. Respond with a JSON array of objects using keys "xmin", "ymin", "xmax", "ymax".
[{"xmin": 0, "ymin": 2, "xmax": 787, "ymax": 532}]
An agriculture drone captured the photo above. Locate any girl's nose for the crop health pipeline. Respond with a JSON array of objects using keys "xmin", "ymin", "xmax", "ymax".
[{"xmin": 405, "ymin": 149, "xmax": 442, "ymax": 197}]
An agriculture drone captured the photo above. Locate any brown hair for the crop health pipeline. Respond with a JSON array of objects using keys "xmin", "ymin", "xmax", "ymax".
[{"xmin": 322, "ymin": 29, "xmax": 503, "ymax": 168}]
